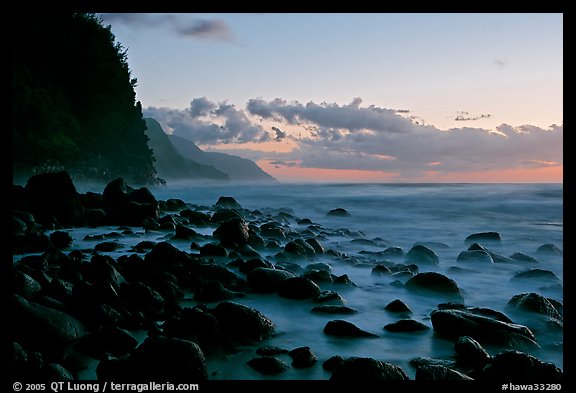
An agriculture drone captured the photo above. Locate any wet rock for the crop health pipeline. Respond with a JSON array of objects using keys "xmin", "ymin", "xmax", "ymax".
[
  {"xmin": 10, "ymin": 294, "xmax": 87, "ymax": 354},
  {"xmin": 211, "ymin": 301, "xmax": 275, "ymax": 343},
  {"xmin": 383, "ymin": 319, "xmax": 429, "ymax": 332},
  {"xmin": 211, "ymin": 209, "xmax": 242, "ymax": 223},
  {"xmin": 162, "ymin": 306, "xmax": 219, "ymax": 345},
  {"xmin": 13, "ymin": 271, "xmax": 42, "ymax": 299},
  {"xmin": 115, "ymin": 336, "xmax": 208, "ymax": 381},
  {"xmin": 305, "ymin": 238, "xmax": 325, "ymax": 254},
  {"xmin": 90, "ymin": 254, "xmax": 126, "ymax": 290},
  {"xmin": 330, "ymin": 357, "xmax": 409, "ymax": 380},
  {"xmin": 457, "ymin": 250, "xmax": 494, "ymax": 263},
  {"xmin": 465, "ymin": 232, "xmax": 501, "ymax": 244},
  {"xmin": 215, "ymin": 196, "xmax": 242, "ymax": 210},
  {"xmin": 415, "ymin": 365, "xmax": 473, "ymax": 381},
  {"xmin": 174, "ymin": 224, "xmax": 198, "ymax": 240},
  {"xmin": 285, "ymin": 239, "xmax": 316, "ymax": 257},
  {"xmin": 94, "ymin": 241, "xmax": 122, "ymax": 252},
  {"xmin": 478, "ymin": 351, "xmax": 562, "ymax": 382},
  {"xmin": 314, "ymin": 290, "xmax": 344, "ymax": 304},
  {"xmin": 144, "ymin": 241, "xmax": 192, "ymax": 265},
  {"xmin": 103, "ymin": 178, "xmax": 159, "ymax": 226},
  {"xmin": 40, "ymin": 363, "xmax": 74, "ymax": 381},
  {"xmin": 536, "ymin": 243, "xmax": 562, "ymax": 256},
  {"xmin": 14, "ymin": 232, "xmax": 53, "ymax": 254},
  {"xmin": 74, "ymin": 327, "xmax": 138, "ymax": 358},
  {"xmin": 306, "ymin": 262, "xmax": 331, "ymax": 272},
  {"xmin": 246, "ymin": 267, "xmax": 293, "ymax": 294},
  {"xmin": 509, "ymin": 253, "xmax": 538, "ymax": 264},
  {"xmin": 259, "ymin": 223, "xmax": 288, "ymax": 240},
  {"xmin": 405, "ymin": 244, "xmax": 439, "ymax": 265},
  {"xmin": 120, "ymin": 282, "xmax": 165, "ymax": 318},
  {"xmin": 246, "ymin": 356, "xmax": 289, "ymax": 375},
  {"xmin": 507, "ymin": 292, "xmax": 562, "ymax": 320},
  {"xmin": 510, "ymin": 269, "xmax": 561, "ymax": 283},
  {"xmin": 467, "ymin": 243, "xmax": 513, "ymax": 264},
  {"xmin": 193, "ymin": 281, "xmax": 245, "ymax": 302},
  {"xmin": 50, "ymin": 231, "xmax": 73, "ymax": 249},
  {"xmin": 248, "ymin": 232, "xmax": 266, "ymax": 249},
  {"xmin": 13, "ymin": 216, "xmax": 28, "ymax": 236},
  {"xmin": 371, "ymin": 264, "xmax": 392, "ymax": 276},
  {"xmin": 24, "ymin": 171, "xmax": 84, "ymax": 225},
  {"xmin": 454, "ymin": 336, "xmax": 491, "ymax": 366},
  {"xmin": 17, "ymin": 255, "xmax": 49, "ymax": 271},
  {"xmin": 256, "ymin": 346, "xmax": 290, "ymax": 356},
  {"xmin": 278, "ymin": 277, "xmax": 321, "ymax": 299},
  {"xmin": 199, "ymin": 243, "xmax": 227, "ymax": 257},
  {"xmin": 384, "ymin": 299, "xmax": 412, "ymax": 314},
  {"xmin": 83, "ymin": 209, "xmax": 108, "ymax": 226},
  {"xmin": 151, "ymin": 281, "xmax": 184, "ymax": 306},
  {"xmin": 405, "ymin": 272, "xmax": 463, "ymax": 301},
  {"xmin": 289, "ymin": 346, "xmax": 317, "ymax": 368},
  {"xmin": 193, "ymin": 264, "xmax": 247, "ymax": 291},
  {"xmin": 323, "ymin": 355, "xmax": 346, "ymax": 372},
  {"xmin": 239, "ymin": 258, "xmax": 274, "ymax": 274},
  {"xmin": 323, "ymin": 320, "xmax": 378, "ymax": 338},
  {"xmin": 298, "ymin": 218, "xmax": 314, "ymax": 225},
  {"xmin": 430, "ymin": 309, "xmax": 538, "ymax": 349},
  {"xmin": 304, "ymin": 269, "xmax": 333, "ymax": 284},
  {"xmin": 180, "ymin": 209, "xmax": 211, "ymax": 226},
  {"xmin": 213, "ymin": 218, "xmax": 250, "ymax": 248},
  {"xmin": 327, "ymin": 208, "xmax": 351, "ymax": 217},
  {"xmin": 409, "ymin": 356, "xmax": 456, "ymax": 369},
  {"xmin": 333, "ymin": 274, "xmax": 357, "ymax": 287},
  {"xmin": 164, "ymin": 198, "xmax": 188, "ymax": 212},
  {"xmin": 311, "ymin": 305, "xmax": 358, "ymax": 315}
]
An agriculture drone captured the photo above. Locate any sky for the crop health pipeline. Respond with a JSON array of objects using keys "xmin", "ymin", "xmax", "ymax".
[{"xmin": 99, "ymin": 13, "xmax": 563, "ymax": 183}]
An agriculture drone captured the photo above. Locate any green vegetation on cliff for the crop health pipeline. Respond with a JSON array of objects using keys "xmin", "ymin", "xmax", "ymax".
[{"xmin": 13, "ymin": 13, "xmax": 156, "ymax": 184}]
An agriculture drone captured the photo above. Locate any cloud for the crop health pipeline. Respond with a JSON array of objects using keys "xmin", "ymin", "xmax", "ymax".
[
  {"xmin": 454, "ymin": 111, "xmax": 492, "ymax": 121},
  {"xmin": 176, "ymin": 19, "xmax": 233, "ymax": 41},
  {"xmin": 147, "ymin": 97, "xmax": 562, "ymax": 178},
  {"xmin": 100, "ymin": 13, "xmax": 235, "ymax": 42},
  {"xmin": 144, "ymin": 98, "xmax": 269, "ymax": 144}
]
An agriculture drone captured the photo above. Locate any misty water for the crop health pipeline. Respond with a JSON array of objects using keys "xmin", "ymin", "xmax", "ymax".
[{"xmin": 46, "ymin": 182, "xmax": 564, "ymax": 379}]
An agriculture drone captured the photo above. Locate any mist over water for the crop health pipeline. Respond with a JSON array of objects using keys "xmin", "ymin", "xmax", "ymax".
[{"xmin": 70, "ymin": 182, "xmax": 562, "ymax": 379}]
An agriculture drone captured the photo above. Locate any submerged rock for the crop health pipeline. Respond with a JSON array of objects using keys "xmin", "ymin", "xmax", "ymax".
[
  {"xmin": 405, "ymin": 244, "xmax": 439, "ymax": 265},
  {"xmin": 330, "ymin": 357, "xmax": 409, "ymax": 381},
  {"xmin": 457, "ymin": 250, "xmax": 494, "ymax": 263},
  {"xmin": 323, "ymin": 320, "xmax": 378, "ymax": 338},
  {"xmin": 384, "ymin": 299, "xmax": 412, "ymax": 314},
  {"xmin": 246, "ymin": 356, "xmax": 289, "ymax": 375},
  {"xmin": 405, "ymin": 272, "xmax": 463, "ymax": 302},
  {"xmin": 289, "ymin": 346, "xmax": 317, "ymax": 368},
  {"xmin": 510, "ymin": 269, "xmax": 561, "ymax": 283},
  {"xmin": 509, "ymin": 253, "xmax": 539, "ymax": 264},
  {"xmin": 383, "ymin": 319, "xmax": 429, "ymax": 333},
  {"xmin": 477, "ymin": 351, "xmax": 562, "ymax": 382},
  {"xmin": 465, "ymin": 232, "xmax": 501, "ymax": 244},
  {"xmin": 327, "ymin": 208, "xmax": 351, "ymax": 217},
  {"xmin": 536, "ymin": 243, "xmax": 562, "ymax": 256},
  {"xmin": 193, "ymin": 281, "xmax": 245, "ymax": 302},
  {"xmin": 215, "ymin": 196, "xmax": 242, "ymax": 210},
  {"xmin": 507, "ymin": 292, "xmax": 562, "ymax": 320}
]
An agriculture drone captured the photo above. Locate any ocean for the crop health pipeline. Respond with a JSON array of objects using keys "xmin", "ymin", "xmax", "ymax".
[{"xmin": 69, "ymin": 182, "xmax": 564, "ymax": 379}]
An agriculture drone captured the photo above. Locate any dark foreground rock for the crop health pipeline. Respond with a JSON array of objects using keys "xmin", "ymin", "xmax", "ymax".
[
  {"xmin": 246, "ymin": 267, "xmax": 294, "ymax": 293},
  {"xmin": 323, "ymin": 320, "xmax": 378, "ymax": 338},
  {"xmin": 246, "ymin": 356, "xmax": 289, "ymax": 375},
  {"xmin": 97, "ymin": 336, "xmax": 207, "ymax": 381},
  {"xmin": 415, "ymin": 365, "xmax": 473, "ymax": 381},
  {"xmin": 383, "ymin": 319, "xmax": 429, "ymax": 333},
  {"xmin": 278, "ymin": 276, "xmax": 321, "ymax": 299},
  {"xmin": 465, "ymin": 232, "xmax": 501, "ymax": 243},
  {"xmin": 405, "ymin": 244, "xmax": 439, "ymax": 265},
  {"xmin": 477, "ymin": 351, "xmax": 563, "ymax": 382},
  {"xmin": 454, "ymin": 335, "xmax": 491, "ymax": 367},
  {"xmin": 289, "ymin": 346, "xmax": 317, "ymax": 368},
  {"xmin": 327, "ymin": 208, "xmax": 351, "ymax": 217},
  {"xmin": 507, "ymin": 292, "xmax": 562, "ymax": 320},
  {"xmin": 384, "ymin": 299, "xmax": 412, "ymax": 313},
  {"xmin": 405, "ymin": 272, "xmax": 464, "ymax": 302},
  {"xmin": 211, "ymin": 301, "xmax": 275, "ymax": 343},
  {"xmin": 330, "ymin": 357, "xmax": 409, "ymax": 381},
  {"xmin": 430, "ymin": 309, "xmax": 538, "ymax": 349}
]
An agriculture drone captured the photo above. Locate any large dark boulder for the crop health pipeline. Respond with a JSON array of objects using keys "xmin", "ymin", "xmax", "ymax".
[
  {"xmin": 211, "ymin": 301, "xmax": 275, "ymax": 343},
  {"xmin": 405, "ymin": 244, "xmax": 439, "ymax": 265},
  {"xmin": 430, "ymin": 309, "xmax": 538, "ymax": 349},
  {"xmin": 10, "ymin": 294, "xmax": 87, "ymax": 354},
  {"xmin": 323, "ymin": 320, "xmax": 378, "ymax": 338},
  {"xmin": 330, "ymin": 357, "xmax": 409, "ymax": 380},
  {"xmin": 289, "ymin": 346, "xmax": 317, "ymax": 368},
  {"xmin": 454, "ymin": 335, "xmax": 491, "ymax": 366},
  {"xmin": 119, "ymin": 282, "xmax": 165, "ymax": 318},
  {"xmin": 99, "ymin": 336, "xmax": 208, "ymax": 381},
  {"xmin": 213, "ymin": 218, "xmax": 250, "ymax": 248},
  {"xmin": 259, "ymin": 223, "xmax": 287, "ymax": 240},
  {"xmin": 457, "ymin": 250, "xmax": 494, "ymax": 263},
  {"xmin": 74, "ymin": 327, "xmax": 138, "ymax": 358},
  {"xmin": 24, "ymin": 171, "xmax": 84, "ymax": 225},
  {"xmin": 247, "ymin": 267, "xmax": 295, "ymax": 293},
  {"xmin": 285, "ymin": 239, "xmax": 316, "ymax": 257},
  {"xmin": 327, "ymin": 208, "xmax": 351, "ymax": 217},
  {"xmin": 405, "ymin": 272, "xmax": 463, "ymax": 302},
  {"xmin": 536, "ymin": 243, "xmax": 562, "ymax": 256},
  {"xmin": 161, "ymin": 306, "xmax": 220, "ymax": 345},
  {"xmin": 415, "ymin": 365, "xmax": 473, "ymax": 380},
  {"xmin": 278, "ymin": 277, "xmax": 321, "ymax": 300},
  {"xmin": 103, "ymin": 178, "xmax": 158, "ymax": 226},
  {"xmin": 13, "ymin": 271, "xmax": 42, "ymax": 299},
  {"xmin": 144, "ymin": 241, "xmax": 192, "ymax": 265},
  {"xmin": 477, "ymin": 351, "xmax": 562, "ymax": 382},
  {"xmin": 507, "ymin": 293, "xmax": 562, "ymax": 320},
  {"xmin": 465, "ymin": 231, "xmax": 501, "ymax": 244},
  {"xmin": 384, "ymin": 299, "xmax": 412, "ymax": 314},
  {"xmin": 246, "ymin": 356, "xmax": 289, "ymax": 375},
  {"xmin": 510, "ymin": 269, "xmax": 561, "ymax": 284},
  {"xmin": 49, "ymin": 231, "xmax": 73, "ymax": 249},
  {"xmin": 193, "ymin": 281, "xmax": 245, "ymax": 302},
  {"xmin": 215, "ymin": 196, "xmax": 242, "ymax": 210},
  {"xmin": 383, "ymin": 319, "xmax": 429, "ymax": 333}
]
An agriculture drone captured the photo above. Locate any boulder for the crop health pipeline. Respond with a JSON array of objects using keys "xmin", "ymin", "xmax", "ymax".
[
  {"xmin": 327, "ymin": 208, "xmax": 351, "ymax": 217},
  {"xmin": 193, "ymin": 281, "xmax": 245, "ymax": 302},
  {"xmin": 510, "ymin": 269, "xmax": 561, "ymax": 284},
  {"xmin": 74, "ymin": 327, "xmax": 138, "ymax": 358},
  {"xmin": 330, "ymin": 357, "xmax": 409, "ymax": 380},
  {"xmin": 213, "ymin": 218, "xmax": 250, "ymax": 248},
  {"xmin": 415, "ymin": 365, "xmax": 473, "ymax": 381},
  {"xmin": 405, "ymin": 244, "xmax": 439, "ymax": 265},
  {"xmin": 383, "ymin": 319, "xmax": 429, "ymax": 333},
  {"xmin": 256, "ymin": 346, "xmax": 289, "ymax": 356},
  {"xmin": 323, "ymin": 355, "xmax": 346, "ymax": 372},
  {"xmin": 163, "ymin": 198, "xmax": 188, "ymax": 212},
  {"xmin": 10, "ymin": 294, "xmax": 87, "ymax": 354},
  {"xmin": 278, "ymin": 277, "xmax": 321, "ymax": 300},
  {"xmin": 174, "ymin": 224, "xmax": 198, "ymax": 240},
  {"xmin": 284, "ymin": 239, "xmax": 316, "ymax": 258},
  {"xmin": 161, "ymin": 306, "xmax": 220, "ymax": 345},
  {"xmin": 259, "ymin": 223, "xmax": 288, "ymax": 240},
  {"xmin": 119, "ymin": 282, "xmax": 165, "ymax": 318},
  {"xmin": 246, "ymin": 356, "xmax": 289, "ymax": 375},
  {"xmin": 457, "ymin": 250, "xmax": 494, "ymax": 263},
  {"xmin": 211, "ymin": 301, "xmax": 275, "ymax": 343},
  {"xmin": 239, "ymin": 258, "xmax": 274, "ymax": 274},
  {"xmin": 478, "ymin": 351, "xmax": 562, "ymax": 382},
  {"xmin": 211, "ymin": 209, "xmax": 242, "ymax": 223},
  {"xmin": 465, "ymin": 232, "xmax": 501, "ymax": 244},
  {"xmin": 180, "ymin": 209, "xmax": 211, "ymax": 226},
  {"xmin": 24, "ymin": 171, "xmax": 84, "ymax": 225},
  {"xmin": 103, "ymin": 178, "xmax": 158, "ymax": 226},
  {"xmin": 40, "ymin": 363, "xmax": 74, "ymax": 381},
  {"xmin": 303, "ymin": 269, "xmax": 333, "ymax": 284},
  {"xmin": 247, "ymin": 268, "xmax": 295, "ymax": 293},
  {"xmin": 94, "ymin": 241, "xmax": 122, "ymax": 252},
  {"xmin": 323, "ymin": 320, "xmax": 378, "ymax": 338},
  {"xmin": 454, "ymin": 336, "xmax": 491, "ymax": 366},
  {"xmin": 535, "ymin": 244, "xmax": 562, "ymax": 256},
  {"xmin": 199, "ymin": 243, "xmax": 228, "ymax": 257},
  {"xmin": 289, "ymin": 346, "xmax": 317, "ymax": 368},
  {"xmin": 430, "ymin": 309, "xmax": 538, "ymax": 349},
  {"xmin": 405, "ymin": 272, "xmax": 463, "ymax": 302},
  {"xmin": 507, "ymin": 293, "xmax": 562, "ymax": 320},
  {"xmin": 333, "ymin": 274, "xmax": 357, "ymax": 287},
  {"xmin": 13, "ymin": 271, "xmax": 42, "ymax": 299},
  {"xmin": 49, "ymin": 231, "xmax": 73, "ymax": 249},
  {"xmin": 305, "ymin": 238, "xmax": 325, "ymax": 254},
  {"xmin": 509, "ymin": 253, "xmax": 538, "ymax": 264},
  {"xmin": 144, "ymin": 241, "xmax": 192, "ymax": 265},
  {"xmin": 384, "ymin": 299, "xmax": 412, "ymax": 314},
  {"xmin": 215, "ymin": 196, "xmax": 242, "ymax": 210},
  {"xmin": 314, "ymin": 290, "xmax": 344, "ymax": 304}
]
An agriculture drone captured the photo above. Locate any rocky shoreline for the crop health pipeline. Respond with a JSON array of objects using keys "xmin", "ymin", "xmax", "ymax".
[{"xmin": 10, "ymin": 171, "xmax": 563, "ymax": 382}]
